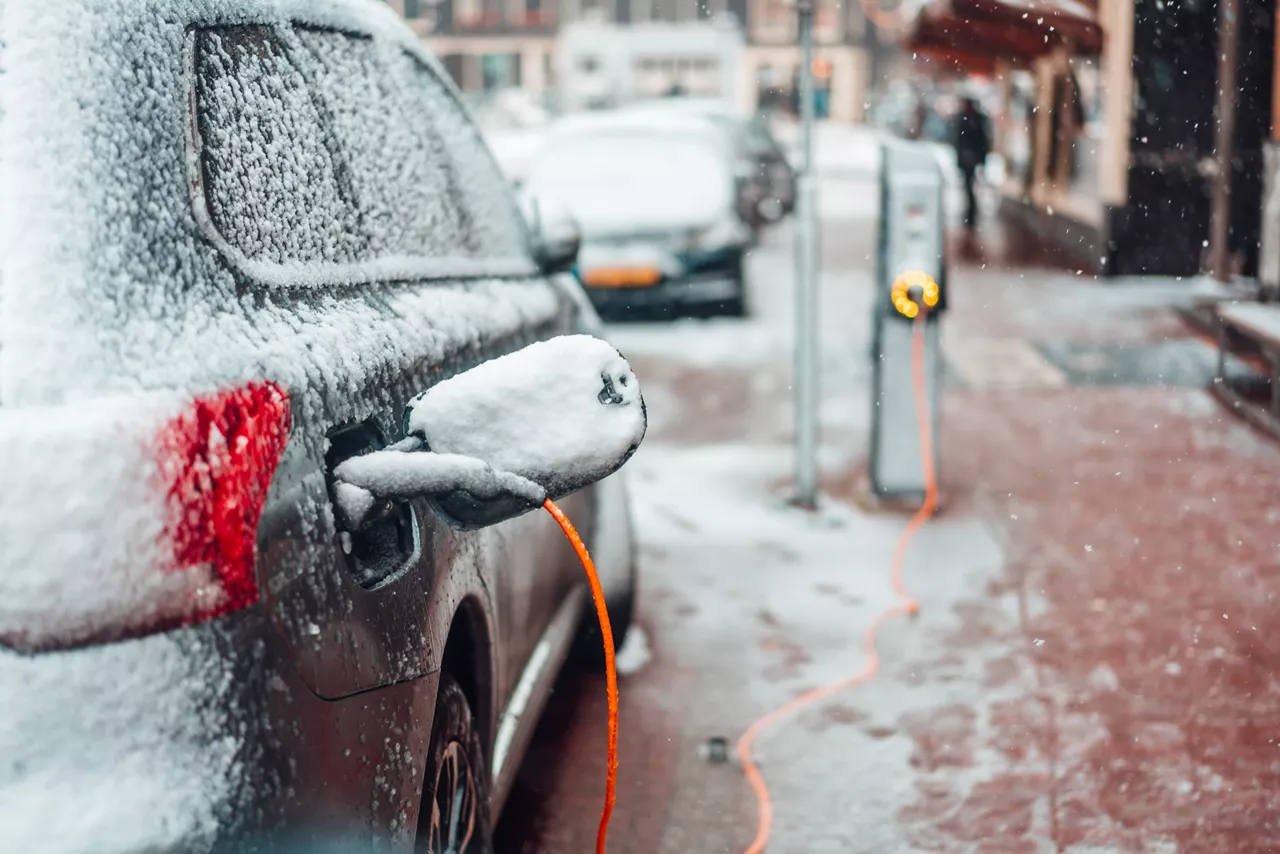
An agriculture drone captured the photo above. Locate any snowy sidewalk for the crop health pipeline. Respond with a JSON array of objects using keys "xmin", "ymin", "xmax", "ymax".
[{"xmin": 496, "ymin": 134, "xmax": 1280, "ymax": 854}]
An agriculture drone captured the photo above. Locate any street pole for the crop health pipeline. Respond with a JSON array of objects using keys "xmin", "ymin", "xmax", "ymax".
[
  {"xmin": 793, "ymin": 0, "xmax": 819, "ymax": 509},
  {"xmin": 1210, "ymin": 0, "xmax": 1240, "ymax": 282}
]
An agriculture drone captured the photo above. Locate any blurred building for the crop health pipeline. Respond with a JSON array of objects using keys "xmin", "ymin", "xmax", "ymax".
[
  {"xmin": 903, "ymin": 0, "xmax": 1276, "ymax": 279},
  {"xmin": 556, "ymin": 17, "xmax": 747, "ymax": 111},
  {"xmin": 737, "ymin": 0, "xmax": 870, "ymax": 121},
  {"xmin": 385, "ymin": 0, "xmax": 558, "ymax": 97},
  {"xmin": 386, "ymin": 0, "xmax": 871, "ymax": 121}
]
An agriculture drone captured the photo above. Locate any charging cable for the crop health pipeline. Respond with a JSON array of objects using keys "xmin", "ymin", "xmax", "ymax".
[
  {"xmin": 737, "ymin": 307, "xmax": 938, "ymax": 853},
  {"xmin": 540, "ymin": 302, "xmax": 936, "ymax": 854},
  {"xmin": 544, "ymin": 498, "xmax": 619, "ymax": 854}
]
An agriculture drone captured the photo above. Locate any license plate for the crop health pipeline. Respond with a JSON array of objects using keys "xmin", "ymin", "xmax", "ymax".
[{"xmin": 581, "ymin": 267, "xmax": 662, "ymax": 288}]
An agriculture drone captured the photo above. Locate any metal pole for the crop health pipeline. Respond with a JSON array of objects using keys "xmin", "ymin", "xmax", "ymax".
[
  {"xmin": 1210, "ymin": 0, "xmax": 1240, "ymax": 282},
  {"xmin": 793, "ymin": 0, "xmax": 819, "ymax": 508}
]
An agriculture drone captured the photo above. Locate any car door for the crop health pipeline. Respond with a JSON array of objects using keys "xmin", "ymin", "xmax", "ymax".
[
  {"xmin": 384, "ymin": 42, "xmax": 595, "ymax": 712},
  {"xmin": 186, "ymin": 21, "xmax": 585, "ymax": 705}
]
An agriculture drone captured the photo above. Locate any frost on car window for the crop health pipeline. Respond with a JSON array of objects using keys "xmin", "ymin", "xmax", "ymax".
[
  {"xmin": 390, "ymin": 52, "xmax": 529, "ymax": 260},
  {"xmin": 192, "ymin": 25, "xmax": 531, "ymax": 282},
  {"xmin": 194, "ymin": 27, "xmax": 364, "ymax": 266},
  {"xmin": 291, "ymin": 28, "xmax": 474, "ymax": 259}
]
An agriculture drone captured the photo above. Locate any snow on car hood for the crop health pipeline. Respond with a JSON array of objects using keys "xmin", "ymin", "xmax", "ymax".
[{"xmin": 523, "ymin": 132, "xmax": 734, "ymax": 238}]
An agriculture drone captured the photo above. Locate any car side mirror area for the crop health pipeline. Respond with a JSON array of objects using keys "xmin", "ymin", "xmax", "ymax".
[
  {"xmin": 331, "ymin": 335, "xmax": 645, "ymax": 532},
  {"xmin": 522, "ymin": 192, "xmax": 582, "ymax": 275}
]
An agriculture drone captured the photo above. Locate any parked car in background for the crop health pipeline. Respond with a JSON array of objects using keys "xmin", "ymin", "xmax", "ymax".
[
  {"xmin": 523, "ymin": 111, "xmax": 759, "ymax": 318},
  {"xmin": 0, "ymin": 3, "xmax": 636, "ymax": 853},
  {"xmin": 466, "ymin": 88, "xmax": 554, "ymax": 187},
  {"xmin": 622, "ymin": 97, "xmax": 796, "ymax": 222}
]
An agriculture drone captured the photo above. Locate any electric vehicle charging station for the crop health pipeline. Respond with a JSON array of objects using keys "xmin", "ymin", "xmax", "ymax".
[{"xmin": 869, "ymin": 141, "xmax": 947, "ymax": 504}]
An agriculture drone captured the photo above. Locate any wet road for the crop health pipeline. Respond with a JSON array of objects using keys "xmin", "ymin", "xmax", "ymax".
[{"xmin": 496, "ymin": 127, "xmax": 1280, "ymax": 853}]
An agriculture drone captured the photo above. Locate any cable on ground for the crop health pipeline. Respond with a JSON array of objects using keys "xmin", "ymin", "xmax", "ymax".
[{"xmin": 736, "ymin": 313, "xmax": 938, "ymax": 854}]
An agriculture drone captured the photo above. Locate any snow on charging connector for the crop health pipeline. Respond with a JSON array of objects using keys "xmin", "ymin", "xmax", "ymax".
[{"xmin": 331, "ymin": 334, "xmax": 646, "ymax": 531}]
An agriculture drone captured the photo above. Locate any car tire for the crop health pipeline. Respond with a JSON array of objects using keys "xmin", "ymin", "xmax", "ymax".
[{"xmin": 415, "ymin": 673, "xmax": 494, "ymax": 854}]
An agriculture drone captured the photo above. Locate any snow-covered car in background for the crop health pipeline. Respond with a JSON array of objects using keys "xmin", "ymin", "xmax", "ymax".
[
  {"xmin": 523, "ymin": 111, "xmax": 758, "ymax": 319},
  {"xmin": 0, "ymin": 2, "xmax": 639, "ymax": 852},
  {"xmin": 620, "ymin": 97, "xmax": 796, "ymax": 222}
]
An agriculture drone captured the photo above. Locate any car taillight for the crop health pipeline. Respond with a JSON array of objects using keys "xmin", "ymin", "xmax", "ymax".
[
  {"xmin": 0, "ymin": 381, "xmax": 291, "ymax": 652},
  {"xmin": 155, "ymin": 381, "xmax": 292, "ymax": 624}
]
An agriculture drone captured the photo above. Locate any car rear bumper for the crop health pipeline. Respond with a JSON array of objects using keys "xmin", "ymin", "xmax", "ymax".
[
  {"xmin": 585, "ymin": 273, "xmax": 740, "ymax": 311},
  {"xmin": 0, "ymin": 607, "xmax": 432, "ymax": 854},
  {"xmin": 580, "ymin": 249, "xmax": 745, "ymax": 314}
]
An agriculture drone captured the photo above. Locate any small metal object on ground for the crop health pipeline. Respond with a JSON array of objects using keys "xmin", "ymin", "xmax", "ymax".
[{"xmin": 703, "ymin": 736, "xmax": 730, "ymax": 764}]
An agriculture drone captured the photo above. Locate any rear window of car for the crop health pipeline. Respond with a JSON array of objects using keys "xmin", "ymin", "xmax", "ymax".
[
  {"xmin": 194, "ymin": 27, "xmax": 364, "ymax": 267},
  {"xmin": 190, "ymin": 25, "xmax": 531, "ymax": 286}
]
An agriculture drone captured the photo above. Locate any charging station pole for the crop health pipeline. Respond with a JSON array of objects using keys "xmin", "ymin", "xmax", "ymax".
[
  {"xmin": 793, "ymin": 0, "xmax": 820, "ymax": 509},
  {"xmin": 869, "ymin": 141, "xmax": 946, "ymax": 504}
]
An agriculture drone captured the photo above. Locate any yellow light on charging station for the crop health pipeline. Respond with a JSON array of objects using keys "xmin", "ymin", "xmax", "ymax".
[{"xmin": 891, "ymin": 270, "xmax": 939, "ymax": 320}]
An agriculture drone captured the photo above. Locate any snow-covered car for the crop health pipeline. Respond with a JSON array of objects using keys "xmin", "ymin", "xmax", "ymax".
[
  {"xmin": 0, "ymin": 2, "xmax": 640, "ymax": 853},
  {"xmin": 621, "ymin": 97, "xmax": 796, "ymax": 221},
  {"xmin": 523, "ymin": 111, "xmax": 758, "ymax": 318}
]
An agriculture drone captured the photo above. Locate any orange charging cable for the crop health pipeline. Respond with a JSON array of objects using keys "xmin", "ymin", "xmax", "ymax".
[
  {"xmin": 737, "ymin": 314, "xmax": 937, "ymax": 853},
  {"xmin": 543, "ymin": 497, "xmax": 619, "ymax": 854}
]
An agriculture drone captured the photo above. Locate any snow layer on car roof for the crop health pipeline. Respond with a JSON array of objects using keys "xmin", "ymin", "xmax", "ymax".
[
  {"xmin": 543, "ymin": 110, "xmax": 737, "ymax": 162},
  {"xmin": 548, "ymin": 109, "xmax": 725, "ymax": 138},
  {"xmin": 0, "ymin": 0, "xmax": 553, "ymax": 405}
]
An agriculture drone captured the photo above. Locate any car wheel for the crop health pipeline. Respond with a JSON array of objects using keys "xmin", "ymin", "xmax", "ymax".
[{"xmin": 415, "ymin": 673, "xmax": 493, "ymax": 854}]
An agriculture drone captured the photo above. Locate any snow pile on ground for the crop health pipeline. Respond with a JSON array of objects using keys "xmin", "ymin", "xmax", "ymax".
[
  {"xmin": 407, "ymin": 335, "xmax": 647, "ymax": 499},
  {"xmin": 615, "ymin": 624, "xmax": 652, "ymax": 676}
]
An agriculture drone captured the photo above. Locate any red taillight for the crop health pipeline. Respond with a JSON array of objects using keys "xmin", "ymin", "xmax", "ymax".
[
  {"xmin": 155, "ymin": 381, "xmax": 291, "ymax": 625},
  {"xmin": 0, "ymin": 382, "xmax": 291, "ymax": 653}
]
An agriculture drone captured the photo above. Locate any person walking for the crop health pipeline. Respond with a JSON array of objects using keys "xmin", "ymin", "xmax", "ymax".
[{"xmin": 952, "ymin": 95, "xmax": 992, "ymax": 230}]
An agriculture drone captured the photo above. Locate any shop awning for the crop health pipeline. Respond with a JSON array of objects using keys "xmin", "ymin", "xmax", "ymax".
[{"xmin": 904, "ymin": 0, "xmax": 1102, "ymax": 71}]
